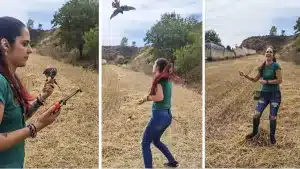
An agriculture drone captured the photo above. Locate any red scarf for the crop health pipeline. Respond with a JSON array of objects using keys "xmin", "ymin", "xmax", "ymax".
[{"xmin": 149, "ymin": 63, "xmax": 183, "ymax": 95}]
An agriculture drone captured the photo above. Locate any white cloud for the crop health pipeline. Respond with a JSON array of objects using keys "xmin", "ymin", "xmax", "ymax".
[
  {"xmin": 0, "ymin": 0, "xmax": 66, "ymax": 26},
  {"xmin": 206, "ymin": 0, "xmax": 300, "ymax": 47},
  {"xmin": 102, "ymin": 0, "xmax": 202, "ymax": 46}
]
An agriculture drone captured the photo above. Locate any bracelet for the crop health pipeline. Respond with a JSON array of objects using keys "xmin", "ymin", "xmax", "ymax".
[
  {"xmin": 27, "ymin": 124, "xmax": 37, "ymax": 138},
  {"xmin": 31, "ymin": 123, "xmax": 37, "ymax": 134},
  {"xmin": 146, "ymin": 95, "xmax": 150, "ymax": 101}
]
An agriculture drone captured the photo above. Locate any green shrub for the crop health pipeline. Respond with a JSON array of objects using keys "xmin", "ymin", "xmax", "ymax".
[
  {"xmin": 296, "ymin": 38, "xmax": 300, "ymax": 52},
  {"xmin": 175, "ymin": 43, "xmax": 201, "ymax": 77},
  {"xmin": 83, "ymin": 25, "xmax": 99, "ymax": 64}
]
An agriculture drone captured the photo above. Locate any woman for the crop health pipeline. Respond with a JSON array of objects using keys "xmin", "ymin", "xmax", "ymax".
[
  {"xmin": 0, "ymin": 16, "xmax": 60, "ymax": 168},
  {"xmin": 239, "ymin": 46, "xmax": 282, "ymax": 144},
  {"xmin": 138, "ymin": 58, "xmax": 180, "ymax": 168}
]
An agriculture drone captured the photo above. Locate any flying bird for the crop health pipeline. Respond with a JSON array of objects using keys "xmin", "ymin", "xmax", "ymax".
[
  {"xmin": 112, "ymin": 0, "xmax": 120, "ymax": 8},
  {"xmin": 110, "ymin": 0, "xmax": 136, "ymax": 20}
]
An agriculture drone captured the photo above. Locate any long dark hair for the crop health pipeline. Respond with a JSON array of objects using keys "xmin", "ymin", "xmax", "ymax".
[
  {"xmin": 258, "ymin": 46, "xmax": 277, "ymax": 77},
  {"xmin": 149, "ymin": 58, "xmax": 182, "ymax": 95},
  {"xmin": 0, "ymin": 16, "xmax": 34, "ymax": 116}
]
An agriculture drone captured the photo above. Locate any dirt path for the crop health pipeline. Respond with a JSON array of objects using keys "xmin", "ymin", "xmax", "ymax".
[
  {"xmin": 18, "ymin": 53, "xmax": 98, "ymax": 168},
  {"xmin": 102, "ymin": 65, "xmax": 202, "ymax": 168},
  {"xmin": 206, "ymin": 54, "xmax": 300, "ymax": 168}
]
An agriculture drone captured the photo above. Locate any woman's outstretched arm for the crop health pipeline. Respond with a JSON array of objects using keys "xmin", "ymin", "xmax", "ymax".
[{"xmin": 240, "ymin": 71, "xmax": 260, "ymax": 82}]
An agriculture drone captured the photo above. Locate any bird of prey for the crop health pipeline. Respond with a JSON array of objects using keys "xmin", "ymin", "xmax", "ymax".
[
  {"xmin": 43, "ymin": 67, "xmax": 61, "ymax": 90},
  {"xmin": 110, "ymin": 0, "xmax": 136, "ymax": 20},
  {"xmin": 43, "ymin": 67, "xmax": 57, "ymax": 80}
]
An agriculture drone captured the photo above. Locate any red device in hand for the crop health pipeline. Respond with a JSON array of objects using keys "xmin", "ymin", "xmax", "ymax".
[
  {"xmin": 54, "ymin": 102, "xmax": 61, "ymax": 113},
  {"xmin": 53, "ymin": 89, "xmax": 82, "ymax": 112}
]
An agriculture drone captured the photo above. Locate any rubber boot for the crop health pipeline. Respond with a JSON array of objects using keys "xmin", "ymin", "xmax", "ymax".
[
  {"xmin": 246, "ymin": 118, "xmax": 260, "ymax": 139},
  {"xmin": 270, "ymin": 119, "xmax": 276, "ymax": 144}
]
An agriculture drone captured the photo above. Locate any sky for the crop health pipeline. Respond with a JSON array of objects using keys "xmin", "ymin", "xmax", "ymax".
[
  {"xmin": 206, "ymin": 0, "xmax": 300, "ymax": 48},
  {"xmin": 102, "ymin": 0, "xmax": 203, "ymax": 47},
  {"xmin": 0, "ymin": 0, "xmax": 67, "ymax": 30}
]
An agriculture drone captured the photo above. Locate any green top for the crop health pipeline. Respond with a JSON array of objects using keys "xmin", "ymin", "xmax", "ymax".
[
  {"xmin": 0, "ymin": 74, "xmax": 25, "ymax": 168},
  {"xmin": 261, "ymin": 62, "xmax": 281, "ymax": 92},
  {"xmin": 152, "ymin": 79, "xmax": 172, "ymax": 110}
]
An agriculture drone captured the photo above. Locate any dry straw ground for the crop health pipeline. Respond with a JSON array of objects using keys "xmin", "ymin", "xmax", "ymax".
[
  {"xmin": 102, "ymin": 65, "xmax": 201, "ymax": 168},
  {"xmin": 18, "ymin": 52, "xmax": 98, "ymax": 168},
  {"xmin": 206, "ymin": 54, "xmax": 300, "ymax": 168}
]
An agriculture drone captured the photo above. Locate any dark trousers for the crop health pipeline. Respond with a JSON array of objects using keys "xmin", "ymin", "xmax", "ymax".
[
  {"xmin": 256, "ymin": 91, "xmax": 281, "ymax": 117},
  {"xmin": 142, "ymin": 109, "xmax": 176, "ymax": 168}
]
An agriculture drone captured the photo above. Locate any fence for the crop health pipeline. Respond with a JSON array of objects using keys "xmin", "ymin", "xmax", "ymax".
[{"xmin": 205, "ymin": 42, "xmax": 256, "ymax": 61}]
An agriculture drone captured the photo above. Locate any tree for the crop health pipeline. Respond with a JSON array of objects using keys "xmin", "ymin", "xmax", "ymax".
[
  {"xmin": 120, "ymin": 37, "xmax": 128, "ymax": 46},
  {"xmin": 269, "ymin": 26, "xmax": 277, "ymax": 36},
  {"xmin": 51, "ymin": 0, "xmax": 99, "ymax": 57},
  {"xmin": 144, "ymin": 12, "xmax": 198, "ymax": 62},
  {"xmin": 187, "ymin": 22, "xmax": 202, "ymax": 44},
  {"xmin": 26, "ymin": 19, "xmax": 34, "ymax": 30},
  {"xmin": 132, "ymin": 41, "xmax": 136, "ymax": 47},
  {"xmin": 226, "ymin": 45, "xmax": 232, "ymax": 51},
  {"xmin": 205, "ymin": 30, "xmax": 222, "ymax": 45},
  {"xmin": 38, "ymin": 23, "xmax": 43, "ymax": 30},
  {"xmin": 175, "ymin": 22, "xmax": 202, "ymax": 81},
  {"xmin": 281, "ymin": 30, "xmax": 285, "ymax": 36},
  {"xmin": 175, "ymin": 44, "xmax": 201, "ymax": 76},
  {"xmin": 84, "ymin": 25, "xmax": 99, "ymax": 67},
  {"xmin": 294, "ymin": 17, "xmax": 300, "ymax": 35}
]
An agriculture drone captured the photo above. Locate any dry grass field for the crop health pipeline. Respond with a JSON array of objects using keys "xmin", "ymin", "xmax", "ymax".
[
  {"xmin": 206, "ymin": 54, "xmax": 300, "ymax": 168},
  {"xmin": 102, "ymin": 65, "xmax": 201, "ymax": 168},
  {"xmin": 18, "ymin": 52, "xmax": 98, "ymax": 168}
]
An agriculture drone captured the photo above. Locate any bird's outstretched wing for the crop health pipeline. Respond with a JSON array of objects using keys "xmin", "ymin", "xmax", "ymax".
[
  {"xmin": 112, "ymin": 2, "xmax": 116, "ymax": 8},
  {"xmin": 115, "ymin": 0, "xmax": 120, "ymax": 8},
  {"xmin": 110, "ymin": 9, "xmax": 120, "ymax": 19},
  {"xmin": 121, "ymin": 5, "xmax": 136, "ymax": 11},
  {"xmin": 112, "ymin": 0, "xmax": 120, "ymax": 8}
]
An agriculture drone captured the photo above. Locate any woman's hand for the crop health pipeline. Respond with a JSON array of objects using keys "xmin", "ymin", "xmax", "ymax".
[
  {"xmin": 259, "ymin": 79, "xmax": 267, "ymax": 84},
  {"xmin": 33, "ymin": 104, "xmax": 61, "ymax": 132},
  {"xmin": 239, "ymin": 71, "xmax": 245, "ymax": 77},
  {"xmin": 41, "ymin": 78, "xmax": 55, "ymax": 100},
  {"xmin": 138, "ymin": 96, "xmax": 149, "ymax": 105}
]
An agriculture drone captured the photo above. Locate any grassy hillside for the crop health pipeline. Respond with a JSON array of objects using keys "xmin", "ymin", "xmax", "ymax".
[
  {"xmin": 239, "ymin": 33, "xmax": 300, "ymax": 65},
  {"xmin": 240, "ymin": 35, "xmax": 295, "ymax": 53},
  {"xmin": 102, "ymin": 64, "xmax": 201, "ymax": 168},
  {"xmin": 206, "ymin": 54, "xmax": 300, "ymax": 168},
  {"xmin": 102, "ymin": 46, "xmax": 142, "ymax": 61},
  {"xmin": 20, "ymin": 53, "xmax": 98, "ymax": 167},
  {"xmin": 279, "ymin": 36, "xmax": 300, "ymax": 64},
  {"xmin": 34, "ymin": 0, "xmax": 99, "ymax": 71}
]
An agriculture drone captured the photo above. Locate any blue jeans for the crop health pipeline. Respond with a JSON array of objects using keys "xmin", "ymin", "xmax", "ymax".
[
  {"xmin": 142, "ymin": 109, "xmax": 176, "ymax": 168},
  {"xmin": 256, "ymin": 91, "xmax": 281, "ymax": 117}
]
